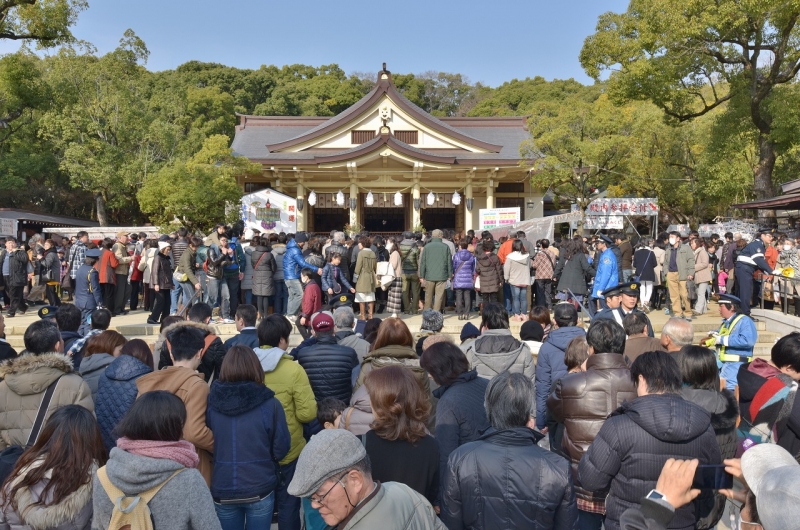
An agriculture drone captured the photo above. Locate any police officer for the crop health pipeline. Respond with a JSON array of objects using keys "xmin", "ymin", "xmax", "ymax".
[
  {"xmin": 590, "ymin": 234, "xmax": 619, "ymax": 316},
  {"xmin": 703, "ymin": 293, "xmax": 757, "ymax": 391},
  {"xmin": 74, "ymin": 248, "xmax": 104, "ymax": 335},
  {"xmin": 735, "ymin": 228, "xmax": 779, "ymax": 315},
  {"xmin": 594, "ymin": 282, "xmax": 655, "ymax": 337}
]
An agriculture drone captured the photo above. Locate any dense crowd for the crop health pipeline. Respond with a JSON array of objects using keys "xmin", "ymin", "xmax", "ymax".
[{"xmin": 0, "ymin": 224, "xmax": 797, "ymax": 529}]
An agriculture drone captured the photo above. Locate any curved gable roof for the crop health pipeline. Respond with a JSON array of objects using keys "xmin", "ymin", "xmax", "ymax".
[{"xmin": 265, "ymin": 69, "xmax": 503, "ymax": 154}]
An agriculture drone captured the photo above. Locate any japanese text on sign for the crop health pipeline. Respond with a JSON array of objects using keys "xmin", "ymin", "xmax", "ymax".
[
  {"xmin": 479, "ymin": 208, "xmax": 521, "ymax": 230},
  {"xmin": 587, "ymin": 198, "xmax": 659, "ymax": 216}
]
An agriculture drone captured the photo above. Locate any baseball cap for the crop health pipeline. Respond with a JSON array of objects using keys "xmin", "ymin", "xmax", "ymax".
[{"xmin": 311, "ymin": 311, "xmax": 334, "ymax": 333}]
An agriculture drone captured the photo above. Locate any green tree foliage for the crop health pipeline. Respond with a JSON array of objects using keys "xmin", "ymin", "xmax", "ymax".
[
  {"xmin": 137, "ymin": 135, "xmax": 255, "ymax": 232},
  {"xmin": 580, "ymin": 0, "xmax": 800, "ymax": 210},
  {"xmin": 0, "ymin": 0, "xmax": 86, "ymax": 46}
]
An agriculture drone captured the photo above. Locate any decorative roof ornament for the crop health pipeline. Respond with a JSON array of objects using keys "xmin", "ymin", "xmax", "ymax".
[
  {"xmin": 336, "ymin": 190, "xmax": 345, "ymax": 206},
  {"xmin": 308, "ymin": 190, "xmax": 317, "ymax": 207}
]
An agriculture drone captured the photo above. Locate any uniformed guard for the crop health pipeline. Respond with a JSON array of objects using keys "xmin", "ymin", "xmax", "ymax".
[
  {"xmin": 735, "ymin": 228, "xmax": 780, "ymax": 316},
  {"xmin": 590, "ymin": 234, "xmax": 619, "ymax": 316},
  {"xmin": 703, "ymin": 293, "xmax": 758, "ymax": 391},
  {"xmin": 594, "ymin": 282, "xmax": 655, "ymax": 337},
  {"xmin": 74, "ymin": 248, "xmax": 104, "ymax": 335}
]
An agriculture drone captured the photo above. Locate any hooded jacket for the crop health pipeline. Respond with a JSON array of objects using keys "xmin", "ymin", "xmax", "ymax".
[
  {"xmin": 0, "ymin": 460, "xmax": 95, "ymax": 530},
  {"xmin": 136, "ymin": 367, "xmax": 214, "ymax": 485},
  {"xmin": 578, "ymin": 394, "xmax": 721, "ymax": 530},
  {"xmin": 294, "ymin": 334, "xmax": 358, "ymax": 403},
  {"xmin": 206, "ymin": 381, "xmax": 291, "ymax": 501},
  {"xmin": 92, "ymin": 448, "xmax": 220, "ymax": 530},
  {"xmin": 534, "ymin": 326, "xmax": 586, "ymax": 430},
  {"xmin": 464, "ymin": 329, "xmax": 534, "ymax": 381},
  {"xmin": 283, "ymin": 239, "xmax": 318, "ymax": 281},
  {"xmin": 452, "ymin": 249, "xmax": 477, "ymax": 289},
  {"xmin": 95, "ymin": 355, "xmax": 153, "ymax": 452},
  {"xmin": 441, "ymin": 427, "xmax": 578, "ymax": 530},
  {"xmin": 547, "ymin": 353, "xmax": 637, "ymax": 501},
  {"xmin": 250, "ymin": 245, "xmax": 276, "ymax": 297},
  {"xmin": 157, "ymin": 321, "xmax": 226, "ymax": 383},
  {"xmin": 433, "ymin": 370, "xmax": 490, "ymax": 483},
  {"xmin": 78, "ymin": 353, "xmax": 114, "ymax": 401},
  {"xmin": 475, "ymin": 252, "xmax": 503, "ymax": 293},
  {"xmin": 0, "ymin": 353, "xmax": 93, "ymax": 450},
  {"xmin": 504, "ymin": 251, "xmax": 531, "ymax": 287},
  {"xmin": 253, "ymin": 347, "xmax": 317, "ymax": 464}
]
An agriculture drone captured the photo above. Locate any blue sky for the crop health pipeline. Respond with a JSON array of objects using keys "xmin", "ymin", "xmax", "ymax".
[{"xmin": 6, "ymin": 0, "xmax": 630, "ymax": 86}]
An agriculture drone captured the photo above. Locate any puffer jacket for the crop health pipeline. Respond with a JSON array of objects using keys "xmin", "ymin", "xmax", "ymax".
[
  {"xmin": 0, "ymin": 353, "xmax": 94, "ymax": 450},
  {"xmin": 547, "ymin": 353, "xmax": 637, "ymax": 501},
  {"xmin": 95, "ymin": 355, "xmax": 153, "ymax": 452},
  {"xmin": 340, "ymin": 384, "xmax": 373, "ymax": 436},
  {"xmin": 206, "ymin": 381, "xmax": 291, "ymax": 501},
  {"xmin": 464, "ymin": 329, "xmax": 534, "ymax": 381},
  {"xmin": 554, "ymin": 252, "xmax": 595, "ymax": 296},
  {"xmin": 283, "ymin": 239, "xmax": 318, "ymax": 281},
  {"xmin": 149, "ymin": 252, "xmax": 173, "ymax": 290},
  {"xmin": 250, "ymin": 245, "xmax": 276, "ymax": 297},
  {"xmin": 475, "ymin": 252, "xmax": 503, "ymax": 293},
  {"xmin": 452, "ymin": 249, "xmax": 476, "ymax": 289},
  {"xmin": 271, "ymin": 244, "xmax": 286, "ymax": 281},
  {"xmin": 321, "ymin": 264, "xmax": 353, "ymax": 294},
  {"xmin": 535, "ymin": 326, "xmax": 586, "ymax": 430},
  {"xmin": 398, "ymin": 239, "xmax": 419, "ymax": 275},
  {"xmin": 0, "ymin": 460, "xmax": 95, "ymax": 530},
  {"xmin": 3, "ymin": 249, "xmax": 28, "ymax": 287},
  {"xmin": 293, "ymin": 334, "xmax": 358, "ymax": 403},
  {"xmin": 78, "ymin": 353, "xmax": 114, "ymax": 401},
  {"xmin": 433, "ymin": 370, "xmax": 489, "ymax": 483},
  {"xmin": 354, "ymin": 248, "xmax": 377, "ymax": 293},
  {"xmin": 578, "ymin": 394, "xmax": 721, "ymax": 530},
  {"xmin": 324, "ymin": 242, "xmax": 351, "ymax": 282},
  {"xmin": 504, "ymin": 251, "xmax": 531, "ymax": 286},
  {"xmin": 253, "ymin": 347, "xmax": 317, "ymax": 465},
  {"xmin": 441, "ymin": 427, "xmax": 578, "ymax": 530},
  {"xmin": 157, "ymin": 321, "xmax": 227, "ymax": 383}
]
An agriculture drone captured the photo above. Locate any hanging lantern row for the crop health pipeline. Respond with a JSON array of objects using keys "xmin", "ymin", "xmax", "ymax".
[
  {"xmin": 366, "ymin": 191, "xmax": 374, "ymax": 206},
  {"xmin": 452, "ymin": 191, "xmax": 461, "ymax": 205},
  {"xmin": 308, "ymin": 190, "xmax": 317, "ymax": 206},
  {"xmin": 302, "ymin": 189, "xmax": 463, "ymax": 208},
  {"xmin": 336, "ymin": 190, "xmax": 345, "ymax": 206}
]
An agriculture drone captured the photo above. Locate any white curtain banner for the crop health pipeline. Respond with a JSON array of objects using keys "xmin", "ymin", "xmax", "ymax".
[
  {"xmin": 587, "ymin": 198, "xmax": 658, "ymax": 216},
  {"xmin": 489, "ymin": 217, "xmax": 555, "ymax": 244},
  {"xmin": 241, "ymin": 189, "xmax": 297, "ymax": 234}
]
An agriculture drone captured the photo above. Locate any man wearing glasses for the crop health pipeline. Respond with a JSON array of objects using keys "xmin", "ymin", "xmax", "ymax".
[{"xmin": 288, "ymin": 429, "xmax": 444, "ymax": 530}]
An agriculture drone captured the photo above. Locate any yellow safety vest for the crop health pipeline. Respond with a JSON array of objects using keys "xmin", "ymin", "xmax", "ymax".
[{"xmin": 718, "ymin": 314, "xmax": 752, "ymax": 363}]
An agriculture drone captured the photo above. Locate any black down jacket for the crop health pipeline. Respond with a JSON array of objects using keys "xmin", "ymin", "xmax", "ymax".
[
  {"xmin": 250, "ymin": 245, "xmax": 276, "ymax": 297},
  {"xmin": 441, "ymin": 426, "xmax": 578, "ymax": 530},
  {"xmin": 95, "ymin": 354, "xmax": 153, "ymax": 451},
  {"xmin": 578, "ymin": 394, "xmax": 721, "ymax": 530},
  {"xmin": 293, "ymin": 334, "xmax": 358, "ymax": 403}
]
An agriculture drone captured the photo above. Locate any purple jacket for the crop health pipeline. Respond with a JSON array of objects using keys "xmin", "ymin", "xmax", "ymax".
[{"xmin": 452, "ymin": 249, "xmax": 477, "ymax": 289}]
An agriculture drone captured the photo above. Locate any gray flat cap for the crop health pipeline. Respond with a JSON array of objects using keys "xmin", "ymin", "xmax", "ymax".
[{"xmin": 287, "ymin": 429, "xmax": 367, "ymax": 498}]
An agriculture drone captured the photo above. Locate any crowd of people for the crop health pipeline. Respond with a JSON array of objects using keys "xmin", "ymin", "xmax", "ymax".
[{"xmin": 0, "ymin": 223, "xmax": 798, "ymax": 529}]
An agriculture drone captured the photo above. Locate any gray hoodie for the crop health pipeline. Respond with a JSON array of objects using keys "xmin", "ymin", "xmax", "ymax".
[
  {"xmin": 79, "ymin": 353, "xmax": 114, "ymax": 400},
  {"xmin": 464, "ymin": 329, "xmax": 535, "ymax": 381},
  {"xmin": 92, "ymin": 448, "xmax": 221, "ymax": 530},
  {"xmin": 254, "ymin": 346, "xmax": 285, "ymax": 373},
  {"xmin": 271, "ymin": 244, "xmax": 287, "ymax": 281}
]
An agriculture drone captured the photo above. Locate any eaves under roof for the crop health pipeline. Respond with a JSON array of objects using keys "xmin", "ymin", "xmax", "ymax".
[{"xmin": 263, "ymin": 68, "xmax": 504, "ymax": 154}]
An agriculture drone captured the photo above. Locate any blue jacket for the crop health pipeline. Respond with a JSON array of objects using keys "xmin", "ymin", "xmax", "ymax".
[
  {"xmin": 321, "ymin": 263, "xmax": 353, "ymax": 293},
  {"xmin": 223, "ymin": 329, "xmax": 260, "ymax": 351},
  {"xmin": 592, "ymin": 248, "xmax": 618, "ymax": 299},
  {"xmin": 223, "ymin": 241, "xmax": 247, "ymax": 278},
  {"xmin": 452, "ymin": 249, "xmax": 477, "ymax": 289},
  {"xmin": 207, "ymin": 381, "xmax": 291, "ymax": 501},
  {"xmin": 535, "ymin": 326, "xmax": 586, "ymax": 430},
  {"xmin": 74, "ymin": 263, "xmax": 102, "ymax": 310},
  {"xmin": 283, "ymin": 239, "xmax": 319, "ymax": 281},
  {"xmin": 96, "ymin": 355, "xmax": 153, "ymax": 451},
  {"xmin": 736, "ymin": 239, "xmax": 773, "ymax": 274},
  {"xmin": 714, "ymin": 313, "xmax": 758, "ymax": 359}
]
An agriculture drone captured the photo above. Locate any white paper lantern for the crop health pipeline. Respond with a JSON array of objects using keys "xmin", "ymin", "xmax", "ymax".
[
  {"xmin": 427, "ymin": 190, "xmax": 435, "ymax": 205},
  {"xmin": 452, "ymin": 191, "xmax": 461, "ymax": 205},
  {"xmin": 394, "ymin": 192, "xmax": 403, "ymax": 206},
  {"xmin": 308, "ymin": 190, "xmax": 317, "ymax": 206},
  {"xmin": 336, "ymin": 190, "xmax": 345, "ymax": 206},
  {"xmin": 366, "ymin": 191, "xmax": 374, "ymax": 206}
]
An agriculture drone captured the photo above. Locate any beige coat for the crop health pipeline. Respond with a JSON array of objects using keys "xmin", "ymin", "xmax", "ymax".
[
  {"xmin": 694, "ymin": 246, "xmax": 712, "ymax": 284},
  {"xmin": 136, "ymin": 367, "xmax": 214, "ymax": 486},
  {"xmin": 112, "ymin": 242, "xmax": 133, "ymax": 275},
  {"xmin": 354, "ymin": 248, "xmax": 377, "ymax": 294},
  {"xmin": 0, "ymin": 353, "xmax": 93, "ymax": 451}
]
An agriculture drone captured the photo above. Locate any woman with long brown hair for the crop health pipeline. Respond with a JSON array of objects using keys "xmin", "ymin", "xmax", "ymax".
[
  {"xmin": 79, "ymin": 330, "xmax": 127, "ymax": 400},
  {"xmin": 355, "ymin": 317, "xmax": 416, "ymax": 390},
  {"xmin": 0, "ymin": 405, "xmax": 107, "ymax": 529},
  {"xmin": 363, "ymin": 365, "xmax": 439, "ymax": 507}
]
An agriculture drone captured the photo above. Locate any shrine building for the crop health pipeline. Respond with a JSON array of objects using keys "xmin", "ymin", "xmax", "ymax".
[{"xmin": 230, "ymin": 64, "xmax": 542, "ymax": 234}]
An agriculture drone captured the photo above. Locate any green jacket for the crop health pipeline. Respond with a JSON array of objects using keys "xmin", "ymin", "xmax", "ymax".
[
  {"xmin": 176, "ymin": 247, "xmax": 199, "ymax": 286},
  {"xmin": 354, "ymin": 248, "xmax": 377, "ymax": 293},
  {"xmin": 254, "ymin": 347, "xmax": 317, "ymax": 464},
  {"xmin": 419, "ymin": 238, "xmax": 453, "ymax": 281},
  {"xmin": 662, "ymin": 243, "xmax": 696, "ymax": 282}
]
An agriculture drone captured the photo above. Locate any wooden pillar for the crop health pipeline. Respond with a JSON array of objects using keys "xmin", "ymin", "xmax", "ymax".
[
  {"xmin": 486, "ymin": 176, "xmax": 495, "ymax": 209},
  {"xmin": 412, "ymin": 182, "xmax": 421, "ymax": 230}
]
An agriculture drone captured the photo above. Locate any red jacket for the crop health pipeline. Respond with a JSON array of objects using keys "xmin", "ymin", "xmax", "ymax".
[
  {"xmin": 300, "ymin": 282, "xmax": 322, "ymax": 319},
  {"xmin": 130, "ymin": 253, "xmax": 143, "ymax": 282},
  {"xmin": 96, "ymin": 249, "xmax": 119, "ymax": 285}
]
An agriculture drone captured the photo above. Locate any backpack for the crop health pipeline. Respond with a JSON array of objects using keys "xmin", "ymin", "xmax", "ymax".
[{"xmin": 97, "ymin": 467, "xmax": 185, "ymax": 530}]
